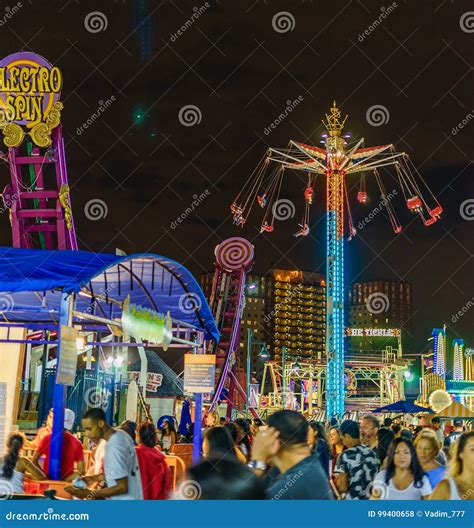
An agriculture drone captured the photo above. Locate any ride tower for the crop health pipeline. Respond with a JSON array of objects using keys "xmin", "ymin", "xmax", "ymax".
[{"xmin": 231, "ymin": 102, "xmax": 443, "ymax": 418}]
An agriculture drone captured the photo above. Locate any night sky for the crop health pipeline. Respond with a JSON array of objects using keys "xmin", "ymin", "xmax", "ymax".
[{"xmin": 1, "ymin": 0, "xmax": 472, "ymax": 357}]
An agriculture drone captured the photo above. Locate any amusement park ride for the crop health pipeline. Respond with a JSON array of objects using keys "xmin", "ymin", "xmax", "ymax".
[
  {"xmin": 0, "ymin": 51, "xmax": 454, "ymax": 423},
  {"xmin": 0, "ymin": 52, "xmax": 77, "ymax": 250},
  {"xmin": 420, "ymin": 328, "xmax": 474, "ymax": 411},
  {"xmin": 206, "ymin": 237, "xmax": 258, "ymax": 419},
  {"xmin": 231, "ymin": 102, "xmax": 443, "ymax": 418}
]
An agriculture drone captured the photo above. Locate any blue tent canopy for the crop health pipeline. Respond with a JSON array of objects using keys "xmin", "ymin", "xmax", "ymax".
[
  {"xmin": 372, "ymin": 400, "xmax": 433, "ymax": 414},
  {"xmin": 0, "ymin": 246, "xmax": 219, "ymax": 341}
]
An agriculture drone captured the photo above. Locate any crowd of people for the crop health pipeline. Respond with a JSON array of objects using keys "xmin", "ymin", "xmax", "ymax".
[{"xmin": 1, "ymin": 407, "xmax": 473, "ymax": 501}]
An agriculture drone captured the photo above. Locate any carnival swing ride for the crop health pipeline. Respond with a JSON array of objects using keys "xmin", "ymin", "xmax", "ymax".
[{"xmin": 231, "ymin": 102, "xmax": 442, "ymax": 418}]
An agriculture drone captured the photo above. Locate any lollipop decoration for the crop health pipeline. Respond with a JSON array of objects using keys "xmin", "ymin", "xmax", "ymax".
[{"xmin": 215, "ymin": 237, "xmax": 254, "ymax": 272}]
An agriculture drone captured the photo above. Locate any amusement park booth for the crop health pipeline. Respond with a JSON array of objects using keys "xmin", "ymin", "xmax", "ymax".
[{"xmin": 0, "ymin": 246, "xmax": 219, "ymax": 476}]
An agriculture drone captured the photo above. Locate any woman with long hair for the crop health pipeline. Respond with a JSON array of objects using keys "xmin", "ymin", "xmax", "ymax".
[
  {"xmin": 430, "ymin": 431, "xmax": 474, "ymax": 500},
  {"xmin": 377, "ymin": 427, "xmax": 395, "ymax": 468},
  {"xmin": 415, "ymin": 431, "xmax": 446, "ymax": 489},
  {"xmin": 371, "ymin": 437, "xmax": 431, "ymax": 500},
  {"xmin": 223, "ymin": 422, "xmax": 247, "ymax": 463},
  {"xmin": 328, "ymin": 426, "xmax": 344, "ymax": 474},
  {"xmin": 0, "ymin": 434, "xmax": 46, "ymax": 493},
  {"xmin": 308, "ymin": 421, "xmax": 330, "ymax": 476},
  {"xmin": 135, "ymin": 421, "xmax": 172, "ymax": 500},
  {"xmin": 159, "ymin": 420, "xmax": 177, "ymax": 454},
  {"xmin": 202, "ymin": 427, "xmax": 237, "ymax": 460}
]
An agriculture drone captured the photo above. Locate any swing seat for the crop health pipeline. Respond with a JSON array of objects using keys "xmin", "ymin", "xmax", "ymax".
[
  {"xmin": 260, "ymin": 222, "xmax": 273, "ymax": 233},
  {"xmin": 429, "ymin": 206, "xmax": 443, "ymax": 218},
  {"xmin": 304, "ymin": 187, "xmax": 314, "ymax": 204},
  {"xmin": 407, "ymin": 196, "xmax": 422, "ymax": 211},
  {"xmin": 394, "ymin": 226, "xmax": 402, "ymax": 234},
  {"xmin": 424, "ymin": 217, "xmax": 437, "ymax": 226},
  {"xmin": 357, "ymin": 191, "xmax": 367, "ymax": 204}
]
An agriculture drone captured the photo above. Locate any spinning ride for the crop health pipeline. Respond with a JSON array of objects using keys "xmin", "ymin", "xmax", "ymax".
[{"xmin": 231, "ymin": 102, "xmax": 442, "ymax": 417}]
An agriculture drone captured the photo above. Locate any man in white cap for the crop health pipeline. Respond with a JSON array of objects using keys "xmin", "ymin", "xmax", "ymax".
[{"xmin": 33, "ymin": 408, "xmax": 85, "ymax": 481}]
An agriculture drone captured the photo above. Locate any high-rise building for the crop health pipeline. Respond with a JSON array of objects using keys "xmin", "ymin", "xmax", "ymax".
[
  {"xmin": 347, "ymin": 280, "xmax": 412, "ymax": 354},
  {"xmin": 272, "ymin": 269, "xmax": 326, "ymax": 362},
  {"xmin": 201, "ymin": 269, "xmax": 326, "ymax": 377}
]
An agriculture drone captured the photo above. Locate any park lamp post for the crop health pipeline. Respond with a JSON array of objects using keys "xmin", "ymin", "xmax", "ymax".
[{"xmin": 246, "ymin": 328, "xmax": 270, "ymax": 417}]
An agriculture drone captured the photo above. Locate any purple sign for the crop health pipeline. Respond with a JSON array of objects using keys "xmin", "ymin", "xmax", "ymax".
[{"xmin": 0, "ymin": 52, "xmax": 62, "ymax": 127}]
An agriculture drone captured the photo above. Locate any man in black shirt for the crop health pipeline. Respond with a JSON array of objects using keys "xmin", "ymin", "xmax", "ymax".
[{"xmin": 249, "ymin": 410, "xmax": 333, "ymax": 500}]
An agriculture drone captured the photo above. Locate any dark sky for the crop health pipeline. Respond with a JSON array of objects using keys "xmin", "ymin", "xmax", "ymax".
[{"xmin": 1, "ymin": 0, "xmax": 472, "ymax": 355}]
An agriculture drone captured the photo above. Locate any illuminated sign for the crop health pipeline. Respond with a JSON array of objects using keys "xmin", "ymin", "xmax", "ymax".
[
  {"xmin": 0, "ymin": 52, "xmax": 63, "ymax": 147},
  {"xmin": 184, "ymin": 354, "xmax": 216, "ymax": 393},
  {"xmin": 345, "ymin": 327, "xmax": 401, "ymax": 337},
  {"xmin": 428, "ymin": 389, "xmax": 452, "ymax": 412},
  {"xmin": 128, "ymin": 371, "xmax": 164, "ymax": 393}
]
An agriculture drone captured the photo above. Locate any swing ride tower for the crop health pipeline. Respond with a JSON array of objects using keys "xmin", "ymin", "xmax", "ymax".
[{"xmin": 231, "ymin": 102, "xmax": 443, "ymax": 418}]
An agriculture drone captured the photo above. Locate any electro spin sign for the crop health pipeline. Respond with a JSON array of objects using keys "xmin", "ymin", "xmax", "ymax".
[{"xmin": 0, "ymin": 52, "xmax": 63, "ymax": 148}]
